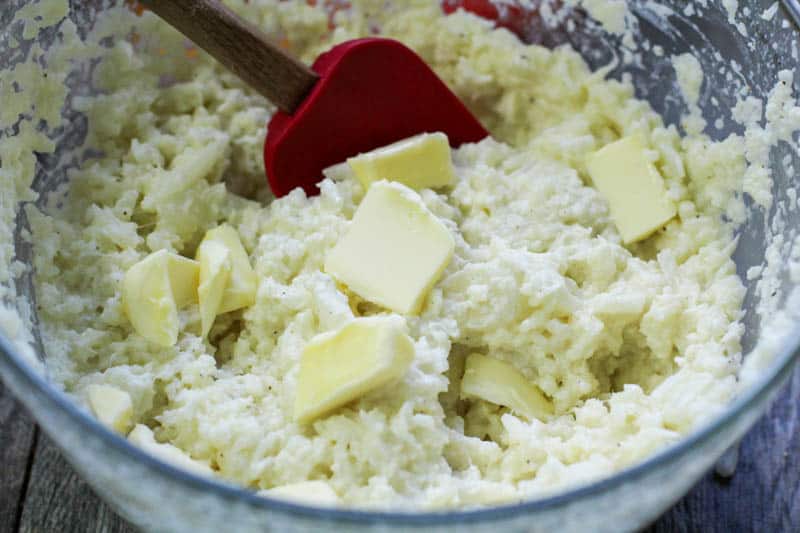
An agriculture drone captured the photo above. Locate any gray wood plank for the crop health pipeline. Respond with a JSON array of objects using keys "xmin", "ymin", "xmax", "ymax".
[
  {"xmin": 0, "ymin": 380, "xmax": 37, "ymax": 533},
  {"xmin": 17, "ymin": 435, "xmax": 137, "ymax": 533}
]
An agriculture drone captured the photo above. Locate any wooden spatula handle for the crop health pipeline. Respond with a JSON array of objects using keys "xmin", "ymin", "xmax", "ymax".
[{"xmin": 139, "ymin": 0, "xmax": 319, "ymax": 113}]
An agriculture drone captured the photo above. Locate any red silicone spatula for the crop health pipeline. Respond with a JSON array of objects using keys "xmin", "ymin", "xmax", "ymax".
[{"xmin": 140, "ymin": 0, "xmax": 488, "ymax": 197}]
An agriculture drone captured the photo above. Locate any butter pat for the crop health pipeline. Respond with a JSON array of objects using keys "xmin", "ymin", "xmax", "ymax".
[
  {"xmin": 460, "ymin": 353, "xmax": 553, "ymax": 421},
  {"xmin": 294, "ymin": 316, "xmax": 415, "ymax": 424},
  {"xmin": 322, "ymin": 161, "xmax": 355, "ymax": 182},
  {"xmin": 262, "ymin": 481, "xmax": 340, "ymax": 506},
  {"xmin": 87, "ymin": 384, "xmax": 133, "ymax": 434},
  {"xmin": 200, "ymin": 225, "xmax": 257, "ymax": 314},
  {"xmin": 196, "ymin": 240, "xmax": 231, "ymax": 338},
  {"xmin": 122, "ymin": 250, "xmax": 200, "ymax": 346},
  {"xmin": 347, "ymin": 132, "xmax": 455, "ymax": 190},
  {"xmin": 128, "ymin": 424, "xmax": 212, "ymax": 476},
  {"xmin": 324, "ymin": 181, "xmax": 454, "ymax": 315},
  {"xmin": 586, "ymin": 136, "xmax": 677, "ymax": 244}
]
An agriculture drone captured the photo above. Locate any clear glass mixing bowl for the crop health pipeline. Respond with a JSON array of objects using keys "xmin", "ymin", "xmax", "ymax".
[{"xmin": 1, "ymin": 1, "xmax": 799, "ymax": 531}]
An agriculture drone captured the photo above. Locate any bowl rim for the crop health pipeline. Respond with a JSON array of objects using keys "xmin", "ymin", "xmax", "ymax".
[{"xmin": 1, "ymin": 318, "xmax": 798, "ymax": 525}]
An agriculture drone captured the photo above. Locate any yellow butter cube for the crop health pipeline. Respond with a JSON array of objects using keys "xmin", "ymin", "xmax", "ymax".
[
  {"xmin": 294, "ymin": 316, "xmax": 415, "ymax": 424},
  {"xmin": 324, "ymin": 181, "xmax": 454, "ymax": 315},
  {"xmin": 166, "ymin": 255, "xmax": 202, "ymax": 309},
  {"xmin": 87, "ymin": 384, "xmax": 133, "ymax": 434},
  {"xmin": 128, "ymin": 424, "xmax": 213, "ymax": 476},
  {"xmin": 200, "ymin": 225, "xmax": 257, "ymax": 314},
  {"xmin": 347, "ymin": 132, "xmax": 455, "ymax": 191},
  {"xmin": 262, "ymin": 481, "xmax": 340, "ymax": 506},
  {"xmin": 586, "ymin": 136, "xmax": 677, "ymax": 244},
  {"xmin": 460, "ymin": 353, "xmax": 553, "ymax": 421},
  {"xmin": 122, "ymin": 250, "xmax": 199, "ymax": 346},
  {"xmin": 196, "ymin": 240, "xmax": 231, "ymax": 338},
  {"xmin": 322, "ymin": 161, "xmax": 355, "ymax": 182}
]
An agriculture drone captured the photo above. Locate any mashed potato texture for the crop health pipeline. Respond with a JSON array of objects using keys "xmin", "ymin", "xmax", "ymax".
[{"xmin": 24, "ymin": 0, "xmax": 746, "ymax": 508}]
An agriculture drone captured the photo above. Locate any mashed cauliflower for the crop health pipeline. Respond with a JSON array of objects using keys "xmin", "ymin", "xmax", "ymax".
[{"xmin": 20, "ymin": 0, "xmax": 746, "ymax": 508}]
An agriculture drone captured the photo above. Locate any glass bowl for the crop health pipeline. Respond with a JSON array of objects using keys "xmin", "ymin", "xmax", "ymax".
[{"xmin": 1, "ymin": 1, "xmax": 799, "ymax": 531}]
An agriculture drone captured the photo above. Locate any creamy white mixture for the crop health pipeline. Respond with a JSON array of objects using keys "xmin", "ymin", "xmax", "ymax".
[{"xmin": 0, "ymin": 0, "xmax": 797, "ymax": 510}]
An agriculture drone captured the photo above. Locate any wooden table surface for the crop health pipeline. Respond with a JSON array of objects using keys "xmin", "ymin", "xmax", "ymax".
[{"xmin": 1, "ymin": 366, "xmax": 797, "ymax": 533}]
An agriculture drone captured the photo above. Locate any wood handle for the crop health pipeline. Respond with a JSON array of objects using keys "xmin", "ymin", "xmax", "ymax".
[{"xmin": 139, "ymin": 0, "xmax": 318, "ymax": 113}]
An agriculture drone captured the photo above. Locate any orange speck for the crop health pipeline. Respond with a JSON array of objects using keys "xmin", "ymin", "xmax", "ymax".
[
  {"xmin": 185, "ymin": 47, "xmax": 199, "ymax": 59},
  {"xmin": 126, "ymin": 0, "xmax": 147, "ymax": 16},
  {"xmin": 278, "ymin": 37, "xmax": 290, "ymax": 50},
  {"xmin": 157, "ymin": 47, "xmax": 167, "ymax": 56},
  {"xmin": 324, "ymin": 0, "xmax": 350, "ymax": 31}
]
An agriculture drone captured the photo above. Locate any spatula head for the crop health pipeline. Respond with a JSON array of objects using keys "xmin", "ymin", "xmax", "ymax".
[{"xmin": 264, "ymin": 38, "xmax": 488, "ymax": 198}]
